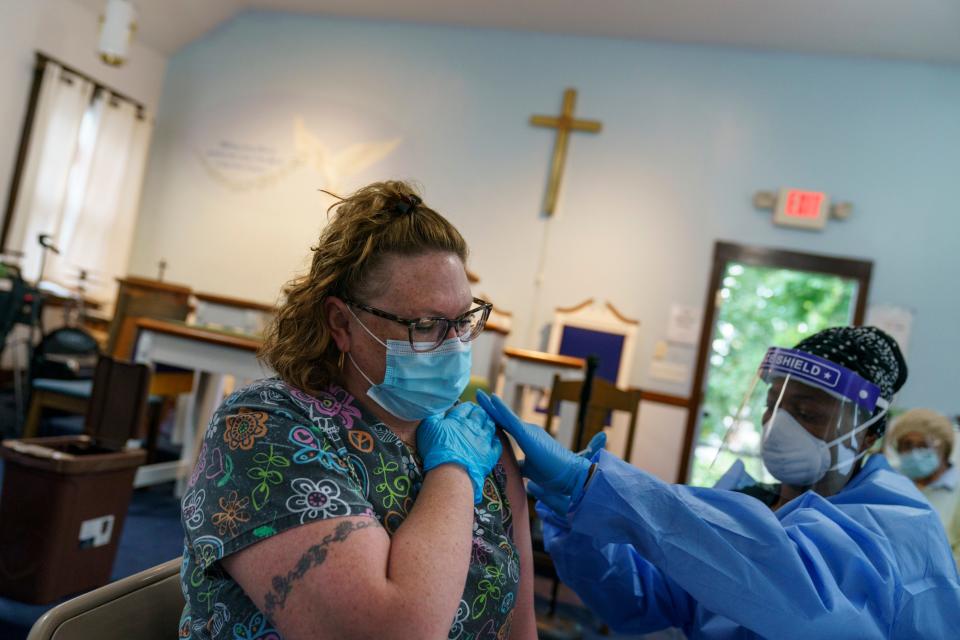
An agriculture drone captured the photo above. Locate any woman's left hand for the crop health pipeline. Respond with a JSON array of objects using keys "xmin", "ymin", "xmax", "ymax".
[{"xmin": 419, "ymin": 402, "xmax": 503, "ymax": 503}]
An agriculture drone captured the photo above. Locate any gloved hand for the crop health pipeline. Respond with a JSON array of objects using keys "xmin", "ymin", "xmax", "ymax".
[
  {"xmin": 528, "ymin": 431, "xmax": 606, "ymax": 516},
  {"xmin": 476, "ymin": 390, "xmax": 602, "ymax": 511},
  {"xmin": 418, "ymin": 402, "xmax": 503, "ymax": 504}
]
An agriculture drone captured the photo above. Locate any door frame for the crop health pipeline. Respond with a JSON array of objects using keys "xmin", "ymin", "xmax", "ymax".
[{"xmin": 676, "ymin": 241, "xmax": 873, "ymax": 484}]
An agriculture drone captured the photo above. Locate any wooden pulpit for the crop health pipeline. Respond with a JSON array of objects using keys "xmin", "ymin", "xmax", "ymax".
[{"xmin": 107, "ymin": 277, "xmax": 192, "ymax": 359}]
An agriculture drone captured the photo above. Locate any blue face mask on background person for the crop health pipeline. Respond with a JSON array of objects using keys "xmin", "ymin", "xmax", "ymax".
[
  {"xmin": 899, "ymin": 448, "xmax": 941, "ymax": 480},
  {"xmin": 347, "ymin": 309, "xmax": 472, "ymax": 421}
]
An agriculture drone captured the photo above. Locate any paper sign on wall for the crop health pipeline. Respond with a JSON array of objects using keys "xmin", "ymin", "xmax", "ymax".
[
  {"xmin": 865, "ymin": 305, "xmax": 914, "ymax": 359},
  {"xmin": 667, "ymin": 305, "xmax": 702, "ymax": 345},
  {"xmin": 649, "ymin": 360, "xmax": 691, "ymax": 383}
]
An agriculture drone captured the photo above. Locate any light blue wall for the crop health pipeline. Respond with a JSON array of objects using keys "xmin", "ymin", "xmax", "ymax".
[{"xmin": 132, "ymin": 10, "xmax": 960, "ymax": 414}]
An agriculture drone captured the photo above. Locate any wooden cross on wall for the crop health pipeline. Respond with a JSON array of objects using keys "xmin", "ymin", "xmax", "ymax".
[{"xmin": 530, "ymin": 88, "xmax": 602, "ymax": 216}]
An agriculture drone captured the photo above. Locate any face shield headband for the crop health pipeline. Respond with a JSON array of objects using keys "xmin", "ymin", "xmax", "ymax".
[{"xmin": 759, "ymin": 347, "xmax": 882, "ymax": 413}]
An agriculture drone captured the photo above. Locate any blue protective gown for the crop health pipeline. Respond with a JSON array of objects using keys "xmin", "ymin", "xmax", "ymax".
[{"xmin": 540, "ymin": 451, "xmax": 960, "ymax": 639}]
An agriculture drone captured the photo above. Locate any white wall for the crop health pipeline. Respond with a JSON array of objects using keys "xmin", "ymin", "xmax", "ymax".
[
  {"xmin": 130, "ymin": 11, "xmax": 960, "ymax": 432},
  {"xmin": 0, "ymin": 0, "xmax": 167, "ymax": 225}
]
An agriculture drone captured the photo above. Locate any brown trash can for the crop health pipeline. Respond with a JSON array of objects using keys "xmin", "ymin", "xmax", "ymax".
[{"xmin": 0, "ymin": 356, "xmax": 150, "ymax": 604}]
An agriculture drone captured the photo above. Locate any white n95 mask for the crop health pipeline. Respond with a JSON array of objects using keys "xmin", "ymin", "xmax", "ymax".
[{"xmin": 761, "ymin": 410, "xmax": 853, "ymax": 487}]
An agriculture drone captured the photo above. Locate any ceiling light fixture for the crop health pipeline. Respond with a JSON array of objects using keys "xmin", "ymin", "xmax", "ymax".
[{"xmin": 98, "ymin": 0, "xmax": 137, "ymax": 66}]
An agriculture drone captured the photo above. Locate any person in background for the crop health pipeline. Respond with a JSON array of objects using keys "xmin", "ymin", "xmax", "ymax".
[
  {"xmin": 479, "ymin": 326, "xmax": 960, "ymax": 639},
  {"xmin": 887, "ymin": 408, "xmax": 960, "ymax": 566}
]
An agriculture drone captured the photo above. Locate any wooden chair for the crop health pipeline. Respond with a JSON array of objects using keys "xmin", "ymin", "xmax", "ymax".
[
  {"xmin": 23, "ymin": 276, "xmax": 195, "ymax": 446},
  {"xmin": 544, "ymin": 374, "xmax": 643, "ymax": 460},
  {"xmin": 22, "ymin": 373, "xmax": 191, "ymax": 442},
  {"xmin": 27, "ymin": 557, "xmax": 182, "ymax": 640},
  {"xmin": 25, "ymin": 355, "xmax": 153, "ymax": 446},
  {"xmin": 83, "ymin": 355, "xmax": 153, "ymax": 447},
  {"xmin": 496, "ymin": 298, "xmax": 638, "ymax": 447},
  {"xmin": 23, "ymin": 379, "xmax": 96, "ymax": 437},
  {"xmin": 531, "ymin": 373, "xmax": 642, "ymax": 632}
]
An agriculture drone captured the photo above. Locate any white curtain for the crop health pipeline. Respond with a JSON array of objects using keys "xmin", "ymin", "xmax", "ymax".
[
  {"xmin": 7, "ymin": 61, "xmax": 153, "ymax": 312},
  {"xmin": 52, "ymin": 91, "xmax": 153, "ymax": 307},
  {"xmin": 7, "ymin": 61, "xmax": 94, "ymax": 281}
]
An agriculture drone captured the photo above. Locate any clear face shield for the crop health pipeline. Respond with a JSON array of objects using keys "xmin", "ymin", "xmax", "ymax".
[
  {"xmin": 719, "ymin": 347, "xmax": 889, "ymax": 497},
  {"xmin": 885, "ymin": 431, "xmax": 946, "ymax": 481}
]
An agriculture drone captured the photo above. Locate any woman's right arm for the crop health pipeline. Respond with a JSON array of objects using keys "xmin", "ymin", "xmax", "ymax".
[{"xmin": 223, "ymin": 463, "xmax": 474, "ymax": 640}]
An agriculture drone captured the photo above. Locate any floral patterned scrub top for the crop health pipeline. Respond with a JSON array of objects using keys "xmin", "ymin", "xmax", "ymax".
[{"xmin": 179, "ymin": 378, "xmax": 520, "ymax": 639}]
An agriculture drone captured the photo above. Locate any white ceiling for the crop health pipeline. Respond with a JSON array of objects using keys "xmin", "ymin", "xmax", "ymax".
[{"xmin": 74, "ymin": 0, "xmax": 960, "ymax": 64}]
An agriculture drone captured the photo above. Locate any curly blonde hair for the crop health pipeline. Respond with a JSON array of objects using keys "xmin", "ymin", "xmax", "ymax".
[{"xmin": 260, "ymin": 180, "xmax": 468, "ymax": 396}]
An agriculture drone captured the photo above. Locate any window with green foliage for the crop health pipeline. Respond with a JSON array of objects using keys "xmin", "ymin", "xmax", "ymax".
[{"xmin": 689, "ymin": 262, "xmax": 857, "ymax": 487}]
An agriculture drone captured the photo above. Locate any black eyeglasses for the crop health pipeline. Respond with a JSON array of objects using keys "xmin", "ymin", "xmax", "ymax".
[{"xmin": 345, "ymin": 297, "xmax": 493, "ymax": 353}]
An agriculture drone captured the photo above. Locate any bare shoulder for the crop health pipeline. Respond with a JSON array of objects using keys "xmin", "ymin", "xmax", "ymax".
[
  {"xmin": 497, "ymin": 430, "xmax": 529, "ymax": 519},
  {"xmin": 497, "ymin": 429, "xmax": 522, "ymax": 477}
]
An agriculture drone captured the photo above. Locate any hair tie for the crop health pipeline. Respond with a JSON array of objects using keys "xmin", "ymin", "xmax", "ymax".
[{"xmin": 391, "ymin": 194, "xmax": 422, "ymax": 216}]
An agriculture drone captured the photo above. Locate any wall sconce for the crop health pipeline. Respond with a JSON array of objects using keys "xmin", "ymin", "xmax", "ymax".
[{"xmin": 98, "ymin": 0, "xmax": 137, "ymax": 67}]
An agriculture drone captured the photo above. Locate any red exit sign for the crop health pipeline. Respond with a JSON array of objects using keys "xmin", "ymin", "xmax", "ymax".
[
  {"xmin": 783, "ymin": 190, "xmax": 826, "ymax": 219},
  {"xmin": 773, "ymin": 188, "xmax": 830, "ymax": 230}
]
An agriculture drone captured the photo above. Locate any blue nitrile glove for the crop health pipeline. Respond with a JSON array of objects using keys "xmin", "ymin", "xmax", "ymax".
[
  {"xmin": 528, "ymin": 431, "xmax": 606, "ymax": 516},
  {"xmin": 476, "ymin": 390, "xmax": 598, "ymax": 509},
  {"xmin": 418, "ymin": 402, "xmax": 503, "ymax": 504}
]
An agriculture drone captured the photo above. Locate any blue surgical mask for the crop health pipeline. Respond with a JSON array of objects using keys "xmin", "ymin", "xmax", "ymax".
[
  {"xmin": 347, "ymin": 309, "xmax": 472, "ymax": 421},
  {"xmin": 898, "ymin": 448, "xmax": 941, "ymax": 480}
]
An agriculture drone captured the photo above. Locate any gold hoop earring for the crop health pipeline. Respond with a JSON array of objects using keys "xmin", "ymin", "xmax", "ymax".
[{"xmin": 337, "ymin": 350, "xmax": 345, "ymax": 370}]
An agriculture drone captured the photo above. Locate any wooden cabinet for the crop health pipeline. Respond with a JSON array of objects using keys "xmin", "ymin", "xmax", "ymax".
[{"xmin": 107, "ymin": 277, "xmax": 192, "ymax": 359}]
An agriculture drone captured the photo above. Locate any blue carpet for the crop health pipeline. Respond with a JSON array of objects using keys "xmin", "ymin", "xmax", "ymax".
[{"xmin": 109, "ymin": 483, "xmax": 184, "ymax": 582}]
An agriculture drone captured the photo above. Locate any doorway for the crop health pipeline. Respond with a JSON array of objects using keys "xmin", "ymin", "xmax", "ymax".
[{"xmin": 679, "ymin": 242, "xmax": 872, "ymax": 486}]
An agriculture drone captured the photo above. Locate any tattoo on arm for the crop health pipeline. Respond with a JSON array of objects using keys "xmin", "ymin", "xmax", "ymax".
[{"xmin": 261, "ymin": 518, "xmax": 380, "ymax": 617}]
